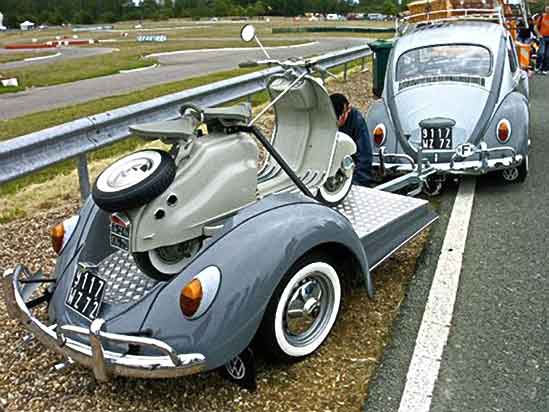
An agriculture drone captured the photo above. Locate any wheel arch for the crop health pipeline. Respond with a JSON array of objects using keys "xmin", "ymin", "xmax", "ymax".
[{"xmin": 139, "ymin": 200, "xmax": 372, "ymax": 370}]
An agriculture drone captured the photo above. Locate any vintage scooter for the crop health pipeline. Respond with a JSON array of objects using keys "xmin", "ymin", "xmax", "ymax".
[{"xmin": 91, "ymin": 24, "xmax": 357, "ymax": 280}]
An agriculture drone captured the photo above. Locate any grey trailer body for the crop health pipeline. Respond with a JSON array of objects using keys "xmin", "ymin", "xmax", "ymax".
[{"xmin": 3, "ymin": 186, "xmax": 436, "ymax": 382}]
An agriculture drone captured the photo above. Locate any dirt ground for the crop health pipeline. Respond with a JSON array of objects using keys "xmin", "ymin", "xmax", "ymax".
[{"xmin": 0, "ymin": 68, "xmax": 431, "ymax": 412}]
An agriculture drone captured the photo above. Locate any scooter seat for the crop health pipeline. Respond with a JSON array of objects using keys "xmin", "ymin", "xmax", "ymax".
[
  {"xmin": 203, "ymin": 103, "xmax": 251, "ymax": 125},
  {"xmin": 130, "ymin": 117, "xmax": 197, "ymax": 142}
]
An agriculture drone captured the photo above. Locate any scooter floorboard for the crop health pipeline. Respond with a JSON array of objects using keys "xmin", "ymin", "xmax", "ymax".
[{"xmin": 335, "ymin": 186, "xmax": 438, "ymax": 270}]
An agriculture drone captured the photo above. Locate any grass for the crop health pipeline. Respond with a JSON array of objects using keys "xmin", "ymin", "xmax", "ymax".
[
  {"xmin": 0, "ymin": 39, "xmax": 300, "ymax": 91},
  {"xmin": 0, "ymin": 51, "xmax": 55, "ymax": 64}
]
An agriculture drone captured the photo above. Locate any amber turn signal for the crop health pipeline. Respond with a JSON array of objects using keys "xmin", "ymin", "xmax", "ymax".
[
  {"xmin": 51, "ymin": 223, "xmax": 65, "ymax": 255},
  {"xmin": 180, "ymin": 278, "xmax": 203, "ymax": 318},
  {"xmin": 373, "ymin": 124, "xmax": 386, "ymax": 146},
  {"xmin": 497, "ymin": 119, "xmax": 511, "ymax": 143}
]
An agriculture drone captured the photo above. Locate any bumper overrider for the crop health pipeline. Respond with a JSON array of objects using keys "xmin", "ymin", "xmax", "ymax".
[
  {"xmin": 3, "ymin": 265, "xmax": 207, "ymax": 381},
  {"xmin": 375, "ymin": 143, "xmax": 523, "ymax": 176}
]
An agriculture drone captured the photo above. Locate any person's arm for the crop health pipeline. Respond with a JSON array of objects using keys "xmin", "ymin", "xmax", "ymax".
[{"xmin": 352, "ymin": 112, "xmax": 373, "ymax": 186}]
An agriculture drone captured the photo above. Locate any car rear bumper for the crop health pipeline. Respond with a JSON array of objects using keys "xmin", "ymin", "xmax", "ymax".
[
  {"xmin": 3, "ymin": 265, "xmax": 207, "ymax": 382},
  {"xmin": 375, "ymin": 144, "xmax": 523, "ymax": 176}
]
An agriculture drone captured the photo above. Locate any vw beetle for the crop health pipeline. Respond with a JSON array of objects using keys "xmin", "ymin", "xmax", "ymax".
[{"xmin": 367, "ymin": 14, "xmax": 530, "ymax": 195}]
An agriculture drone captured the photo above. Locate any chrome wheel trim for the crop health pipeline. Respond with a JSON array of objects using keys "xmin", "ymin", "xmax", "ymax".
[
  {"xmin": 502, "ymin": 167, "xmax": 520, "ymax": 182},
  {"xmin": 274, "ymin": 262, "xmax": 341, "ymax": 357},
  {"xmin": 318, "ymin": 171, "xmax": 352, "ymax": 204},
  {"xmin": 96, "ymin": 151, "xmax": 162, "ymax": 193},
  {"xmin": 148, "ymin": 240, "xmax": 201, "ymax": 275}
]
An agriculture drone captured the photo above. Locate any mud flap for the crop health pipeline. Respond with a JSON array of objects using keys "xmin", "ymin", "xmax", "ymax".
[{"xmin": 222, "ymin": 347, "xmax": 257, "ymax": 391}]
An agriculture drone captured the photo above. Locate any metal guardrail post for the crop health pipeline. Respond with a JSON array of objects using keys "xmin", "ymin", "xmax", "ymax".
[
  {"xmin": 77, "ymin": 154, "xmax": 90, "ymax": 201},
  {"xmin": 361, "ymin": 56, "xmax": 366, "ymax": 71},
  {"xmin": 344, "ymin": 62, "xmax": 348, "ymax": 81}
]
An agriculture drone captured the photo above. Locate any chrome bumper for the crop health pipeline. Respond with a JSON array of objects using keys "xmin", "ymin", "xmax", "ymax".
[
  {"xmin": 375, "ymin": 144, "xmax": 523, "ymax": 176},
  {"xmin": 2, "ymin": 265, "xmax": 207, "ymax": 381}
]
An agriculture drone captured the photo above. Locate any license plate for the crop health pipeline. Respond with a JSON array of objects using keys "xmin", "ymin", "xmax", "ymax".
[
  {"xmin": 421, "ymin": 127, "xmax": 453, "ymax": 150},
  {"xmin": 66, "ymin": 271, "xmax": 105, "ymax": 321},
  {"xmin": 110, "ymin": 213, "xmax": 130, "ymax": 252}
]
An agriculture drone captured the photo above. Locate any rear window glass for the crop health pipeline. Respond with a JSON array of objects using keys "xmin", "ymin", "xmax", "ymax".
[{"xmin": 396, "ymin": 44, "xmax": 492, "ymax": 81}]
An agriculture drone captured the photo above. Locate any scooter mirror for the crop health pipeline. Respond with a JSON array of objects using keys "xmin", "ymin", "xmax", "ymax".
[{"xmin": 240, "ymin": 24, "xmax": 256, "ymax": 43}]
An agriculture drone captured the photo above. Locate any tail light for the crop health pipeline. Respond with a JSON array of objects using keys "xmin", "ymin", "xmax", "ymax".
[
  {"xmin": 373, "ymin": 124, "xmax": 386, "ymax": 146},
  {"xmin": 180, "ymin": 279, "xmax": 203, "ymax": 318},
  {"xmin": 496, "ymin": 119, "xmax": 511, "ymax": 143},
  {"xmin": 51, "ymin": 216, "xmax": 79, "ymax": 255},
  {"xmin": 180, "ymin": 266, "xmax": 221, "ymax": 319}
]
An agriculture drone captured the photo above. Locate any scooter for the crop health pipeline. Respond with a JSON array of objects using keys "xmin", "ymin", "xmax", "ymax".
[{"xmin": 91, "ymin": 24, "xmax": 357, "ymax": 280}]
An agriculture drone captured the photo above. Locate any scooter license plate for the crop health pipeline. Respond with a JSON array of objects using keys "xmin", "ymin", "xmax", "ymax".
[
  {"xmin": 66, "ymin": 271, "xmax": 105, "ymax": 321},
  {"xmin": 110, "ymin": 214, "xmax": 130, "ymax": 252},
  {"xmin": 421, "ymin": 127, "xmax": 453, "ymax": 150}
]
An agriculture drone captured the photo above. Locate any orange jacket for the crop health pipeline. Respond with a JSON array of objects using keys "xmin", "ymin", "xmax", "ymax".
[{"xmin": 536, "ymin": 14, "xmax": 549, "ymax": 37}]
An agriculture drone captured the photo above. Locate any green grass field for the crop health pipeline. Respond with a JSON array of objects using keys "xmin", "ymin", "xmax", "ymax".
[{"xmin": 0, "ymin": 17, "xmax": 390, "ymax": 90}]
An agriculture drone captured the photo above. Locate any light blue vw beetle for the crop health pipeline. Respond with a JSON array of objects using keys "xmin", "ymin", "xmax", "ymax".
[{"xmin": 367, "ymin": 15, "xmax": 530, "ymax": 195}]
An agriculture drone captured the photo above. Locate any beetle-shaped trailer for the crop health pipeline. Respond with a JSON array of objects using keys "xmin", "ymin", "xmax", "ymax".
[{"xmin": 2, "ymin": 27, "xmax": 438, "ymax": 388}]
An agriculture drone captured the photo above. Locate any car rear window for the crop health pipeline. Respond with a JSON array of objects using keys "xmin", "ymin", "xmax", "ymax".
[{"xmin": 396, "ymin": 44, "xmax": 492, "ymax": 82}]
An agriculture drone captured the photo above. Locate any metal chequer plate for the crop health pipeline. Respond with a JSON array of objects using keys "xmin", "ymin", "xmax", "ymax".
[
  {"xmin": 336, "ymin": 186, "xmax": 437, "ymax": 269},
  {"xmin": 96, "ymin": 251, "xmax": 157, "ymax": 305}
]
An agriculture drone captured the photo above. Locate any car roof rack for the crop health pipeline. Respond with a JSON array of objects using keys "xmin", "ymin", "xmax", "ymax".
[{"xmin": 396, "ymin": 0, "xmax": 529, "ymax": 36}]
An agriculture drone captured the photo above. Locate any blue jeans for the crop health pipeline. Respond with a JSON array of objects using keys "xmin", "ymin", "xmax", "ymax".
[{"xmin": 537, "ymin": 37, "xmax": 549, "ymax": 70}]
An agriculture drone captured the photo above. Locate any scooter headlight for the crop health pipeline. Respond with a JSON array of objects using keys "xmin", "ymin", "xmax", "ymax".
[
  {"xmin": 180, "ymin": 266, "xmax": 221, "ymax": 319},
  {"xmin": 51, "ymin": 215, "xmax": 79, "ymax": 255}
]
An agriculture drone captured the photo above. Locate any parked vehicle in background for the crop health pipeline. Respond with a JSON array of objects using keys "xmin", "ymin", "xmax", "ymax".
[
  {"xmin": 367, "ymin": 13, "xmax": 387, "ymax": 21},
  {"xmin": 326, "ymin": 14, "xmax": 345, "ymax": 21},
  {"xmin": 367, "ymin": 7, "xmax": 530, "ymax": 195}
]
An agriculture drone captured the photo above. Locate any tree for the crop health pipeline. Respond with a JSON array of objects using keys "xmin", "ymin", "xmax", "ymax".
[{"xmin": 382, "ymin": 0, "xmax": 398, "ymax": 16}]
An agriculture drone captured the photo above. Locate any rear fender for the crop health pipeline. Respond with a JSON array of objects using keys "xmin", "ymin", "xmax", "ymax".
[
  {"xmin": 484, "ymin": 91, "xmax": 529, "ymax": 154},
  {"xmin": 141, "ymin": 201, "xmax": 370, "ymax": 370}
]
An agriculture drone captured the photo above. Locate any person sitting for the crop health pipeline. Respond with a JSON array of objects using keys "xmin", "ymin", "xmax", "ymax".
[{"xmin": 330, "ymin": 93, "xmax": 372, "ymax": 187}]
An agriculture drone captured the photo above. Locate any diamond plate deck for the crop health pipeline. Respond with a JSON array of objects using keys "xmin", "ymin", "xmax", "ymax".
[
  {"xmin": 96, "ymin": 251, "xmax": 157, "ymax": 305},
  {"xmin": 335, "ymin": 186, "xmax": 430, "ymax": 239}
]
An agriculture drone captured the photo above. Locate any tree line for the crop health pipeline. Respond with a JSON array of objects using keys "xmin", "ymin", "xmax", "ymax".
[{"xmin": 0, "ymin": 0, "xmax": 407, "ymax": 27}]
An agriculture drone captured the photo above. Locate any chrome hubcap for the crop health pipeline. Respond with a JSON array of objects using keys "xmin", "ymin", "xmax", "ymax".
[{"xmin": 284, "ymin": 275, "xmax": 333, "ymax": 347}]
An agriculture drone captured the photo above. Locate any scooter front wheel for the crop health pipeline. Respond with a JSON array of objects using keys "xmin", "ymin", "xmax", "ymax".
[
  {"xmin": 133, "ymin": 239, "xmax": 202, "ymax": 281},
  {"xmin": 316, "ymin": 170, "xmax": 353, "ymax": 207}
]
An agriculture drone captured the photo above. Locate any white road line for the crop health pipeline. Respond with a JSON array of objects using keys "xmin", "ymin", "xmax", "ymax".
[
  {"xmin": 145, "ymin": 42, "xmax": 318, "ymax": 58},
  {"xmin": 23, "ymin": 52, "xmax": 61, "ymax": 62},
  {"xmin": 398, "ymin": 178, "xmax": 476, "ymax": 412}
]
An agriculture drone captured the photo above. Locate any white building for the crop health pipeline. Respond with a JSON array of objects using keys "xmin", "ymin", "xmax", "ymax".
[
  {"xmin": 0, "ymin": 12, "xmax": 6, "ymax": 30},
  {"xmin": 20, "ymin": 20, "xmax": 35, "ymax": 31}
]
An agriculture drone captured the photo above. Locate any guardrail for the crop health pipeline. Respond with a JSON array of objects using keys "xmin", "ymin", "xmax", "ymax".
[{"xmin": 0, "ymin": 44, "xmax": 371, "ymax": 199}]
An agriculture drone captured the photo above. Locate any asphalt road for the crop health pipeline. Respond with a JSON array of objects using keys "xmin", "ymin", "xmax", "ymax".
[
  {"xmin": 364, "ymin": 74, "xmax": 548, "ymax": 411},
  {"xmin": 0, "ymin": 46, "xmax": 117, "ymax": 70},
  {"xmin": 0, "ymin": 37, "xmax": 365, "ymax": 121}
]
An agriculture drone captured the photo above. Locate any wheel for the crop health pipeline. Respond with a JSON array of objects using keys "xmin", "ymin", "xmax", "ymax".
[
  {"xmin": 93, "ymin": 150, "xmax": 176, "ymax": 212},
  {"xmin": 133, "ymin": 239, "xmax": 202, "ymax": 282},
  {"xmin": 316, "ymin": 170, "xmax": 353, "ymax": 207},
  {"xmin": 501, "ymin": 154, "xmax": 528, "ymax": 183},
  {"xmin": 422, "ymin": 177, "xmax": 443, "ymax": 197},
  {"xmin": 256, "ymin": 254, "xmax": 341, "ymax": 363}
]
